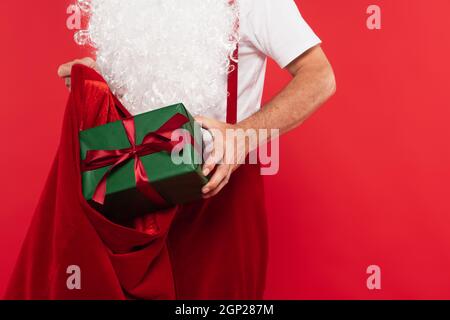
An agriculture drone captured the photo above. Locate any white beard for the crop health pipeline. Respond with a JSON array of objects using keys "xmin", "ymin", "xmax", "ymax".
[{"xmin": 87, "ymin": 0, "xmax": 238, "ymax": 116}]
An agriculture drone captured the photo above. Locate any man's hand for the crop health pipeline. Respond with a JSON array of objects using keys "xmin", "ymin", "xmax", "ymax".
[
  {"xmin": 195, "ymin": 45, "xmax": 335, "ymax": 199},
  {"xmin": 195, "ymin": 116, "xmax": 250, "ymax": 199},
  {"xmin": 57, "ymin": 57, "xmax": 96, "ymax": 90}
]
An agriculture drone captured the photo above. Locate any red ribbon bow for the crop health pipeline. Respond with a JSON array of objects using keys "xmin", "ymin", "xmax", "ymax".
[{"xmin": 81, "ymin": 113, "xmax": 190, "ymax": 206}]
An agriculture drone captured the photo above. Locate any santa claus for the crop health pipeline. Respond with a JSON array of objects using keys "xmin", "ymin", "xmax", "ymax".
[{"xmin": 6, "ymin": 0, "xmax": 335, "ymax": 299}]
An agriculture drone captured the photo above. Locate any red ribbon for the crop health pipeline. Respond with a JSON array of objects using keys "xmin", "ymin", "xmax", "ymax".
[{"xmin": 81, "ymin": 113, "xmax": 190, "ymax": 206}]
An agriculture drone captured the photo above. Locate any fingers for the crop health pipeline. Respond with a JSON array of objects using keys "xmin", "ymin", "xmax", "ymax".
[
  {"xmin": 195, "ymin": 116, "xmax": 220, "ymax": 130},
  {"xmin": 202, "ymin": 164, "xmax": 231, "ymax": 198},
  {"xmin": 202, "ymin": 128, "xmax": 225, "ymax": 176},
  {"xmin": 64, "ymin": 77, "xmax": 71, "ymax": 90},
  {"xmin": 195, "ymin": 115, "xmax": 234, "ymax": 197},
  {"xmin": 57, "ymin": 63, "xmax": 71, "ymax": 78},
  {"xmin": 202, "ymin": 154, "xmax": 217, "ymax": 177},
  {"xmin": 195, "ymin": 115, "xmax": 223, "ymax": 176},
  {"xmin": 57, "ymin": 57, "xmax": 96, "ymax": 78},
  {"xmin": 203, "ymin": 174, "xmax": 230, "ymax": 199}
]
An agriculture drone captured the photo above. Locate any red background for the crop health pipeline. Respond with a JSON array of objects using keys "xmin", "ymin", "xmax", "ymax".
[{"xmin": 1, "ymin": 0, "xmax": 450, "ymax": 299}]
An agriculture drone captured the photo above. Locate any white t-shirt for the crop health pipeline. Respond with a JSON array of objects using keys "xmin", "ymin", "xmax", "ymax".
[{"xmin": 204, "ymin": 0, "xmax": 321, "ymax": 123}]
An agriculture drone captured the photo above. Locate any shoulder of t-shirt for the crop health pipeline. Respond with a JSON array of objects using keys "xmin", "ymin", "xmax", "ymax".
[
  {"xmin": 239, "ymin": 0, "xmax": 274, "ymax": 52},
  {"xmin": 240, "ymin": 0, "xmax": 322, "ymax": 68}
]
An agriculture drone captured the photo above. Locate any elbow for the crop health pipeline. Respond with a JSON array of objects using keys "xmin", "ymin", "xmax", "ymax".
[{"xmin": 323, "ymin": 65, "xmax": 337, "ymax": 100}]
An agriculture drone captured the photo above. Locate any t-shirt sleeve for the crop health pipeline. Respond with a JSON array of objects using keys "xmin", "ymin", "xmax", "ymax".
[{"xmin": 247, "ymin": 0, "xmax": 322, "ymax": 68}]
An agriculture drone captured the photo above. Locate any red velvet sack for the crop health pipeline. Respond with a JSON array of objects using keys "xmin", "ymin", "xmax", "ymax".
[{"xmin": 5, "ymin": 64, "xmax": 268, "ymax": 300}]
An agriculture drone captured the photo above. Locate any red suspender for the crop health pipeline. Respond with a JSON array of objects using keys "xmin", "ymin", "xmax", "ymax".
[
  {"xmin": 226, "ymin": 0, "xmax": 239, "ymax": 125},
  {"xmin": 226, "ymin": 46, "xmax": 239, "ymax": 125}
]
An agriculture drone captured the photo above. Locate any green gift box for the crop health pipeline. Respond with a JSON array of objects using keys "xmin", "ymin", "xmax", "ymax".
[{"xmin": 79, "ymin": 103, "xmax": 208, "ymax": 223}]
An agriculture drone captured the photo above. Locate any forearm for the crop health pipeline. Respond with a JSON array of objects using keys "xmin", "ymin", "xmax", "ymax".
[{"xmin": 238, "ymin": 49, "xmax": 336, "ymax": 148}]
